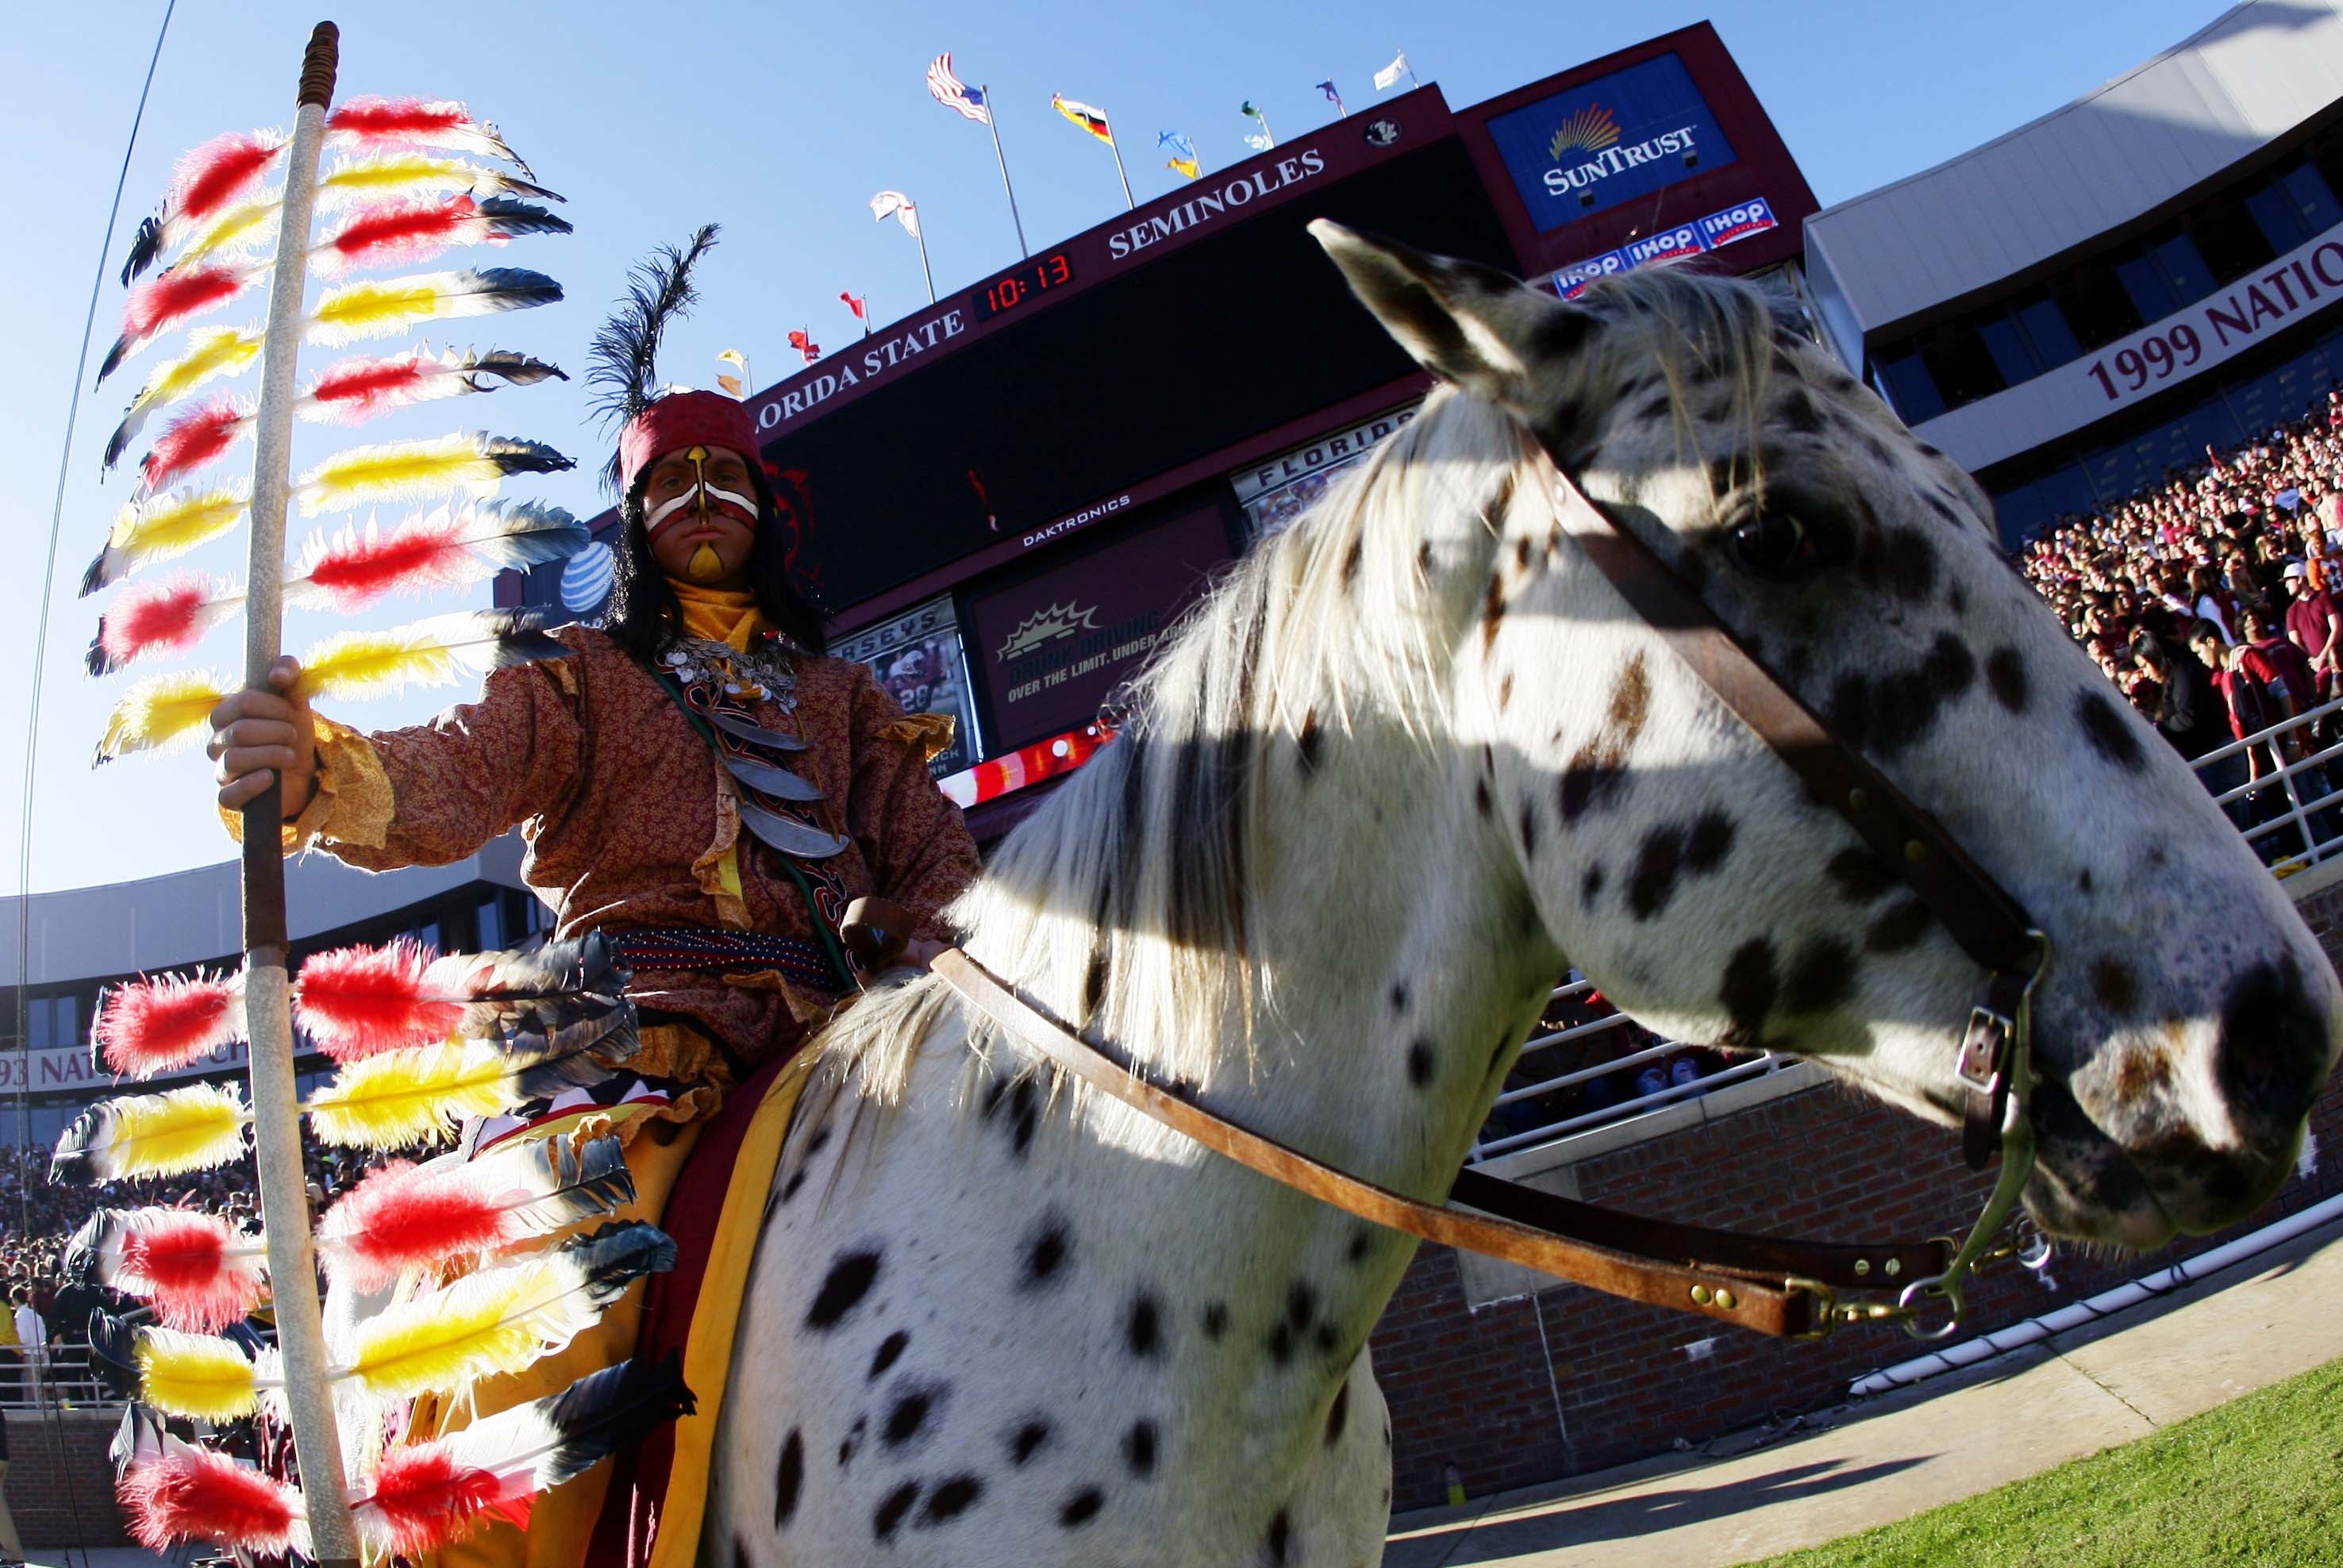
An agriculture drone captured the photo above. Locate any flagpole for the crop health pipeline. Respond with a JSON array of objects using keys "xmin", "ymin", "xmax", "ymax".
[
  {"xmin": 1107, "ymin": 134, "xmax": 1135, "ymax": 211},
  {"xmin": 914, "ymin": 224, "xmax": 936, "ymax": 305},
  {"xmin": 243, "ymin": 21, "xmax": 360, "ymax": 1568},
  {"xmin": 980, "ymin": 86, "xmax": 1029, "ymax": 259}
]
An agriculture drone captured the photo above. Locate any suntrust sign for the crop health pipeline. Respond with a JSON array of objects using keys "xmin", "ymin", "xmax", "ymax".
[{"xmin": 1484, "ymin": 52, "xmax": 1737, "ymax": 233}]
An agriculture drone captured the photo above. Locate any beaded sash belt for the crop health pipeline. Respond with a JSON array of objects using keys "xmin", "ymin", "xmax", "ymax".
[{"xmin": 606, "ymin": 927, "xmax": 843, "ymax": 994}]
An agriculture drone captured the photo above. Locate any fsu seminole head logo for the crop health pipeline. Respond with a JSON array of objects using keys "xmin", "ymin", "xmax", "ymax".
[{"xmin": 1548, "ymin": 104, "xmax": 1622, "ymax": 160}]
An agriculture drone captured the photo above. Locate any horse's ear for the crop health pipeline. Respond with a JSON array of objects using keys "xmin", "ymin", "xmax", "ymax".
[{"xmin": 1309, "ymin": 220, "xmax": 1583, "ymax": 409}]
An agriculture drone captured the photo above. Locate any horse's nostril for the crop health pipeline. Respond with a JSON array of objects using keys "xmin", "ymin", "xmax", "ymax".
[{"xmin": 2211, "ymin": 960, "xmax": 2333, "ymax": 1137}]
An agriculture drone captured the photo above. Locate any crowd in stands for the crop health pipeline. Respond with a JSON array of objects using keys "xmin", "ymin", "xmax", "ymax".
[
  {"xmin": 2022, "ymin": 386, "xmax": 2343, "ymax": 851},
  {"xmin": 0, "ymin": 1143, "xmax": 374, "ymax": 1400}
]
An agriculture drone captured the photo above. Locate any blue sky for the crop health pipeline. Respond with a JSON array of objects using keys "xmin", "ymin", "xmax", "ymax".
[{"xmin": 2, "ymin": 0, "xmax": 2226, "ymax": 891}]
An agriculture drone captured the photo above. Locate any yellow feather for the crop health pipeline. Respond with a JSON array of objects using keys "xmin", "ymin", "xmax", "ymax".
[
  {"xmin": 178, "ymin": 196, "xmax": 281, "ymax": 267},
  {"xmin": 317, "ymin": 152, "xmax": 485, "ymax": 207},
  {"xmin": 341, "ymin": 1251, "xmax": 602, "ymax": 1401},
  {"xmin": 304, "ymin": 1040, "xmax": 520, "ymax": 1149},
  {"xmin": 294, "ymin": 433, "xmax": 502, "ymax": 515},
  {"xmin": 134, "ymin": 327, "xmax": 264, "ymax": 413},
  {"xmin": 98, "ymin": 670, "xmax": 232, "ymax": 763},
  {"xmin": 106, "ymin": 484, "xmax": 249, "ymax": 559},
  {"xmin": 308, "ymin": 272, "xmax": 469, "ymax": 347},
  {"xmin": 292, "ymin": 613, "xmax": 517, "ymax": 702},
  {"xmin": 137, "ymin": 1326, "xmax": 262, "ymax": 1421}
]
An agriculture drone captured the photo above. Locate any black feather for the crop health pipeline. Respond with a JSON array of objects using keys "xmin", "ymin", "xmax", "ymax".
[
  {"xmin": 79, "ymin": 544, "xmax": 113, "ymax": 599},
  {"xmin": 501, "ymin": 997, "xmax": 641, "ymax": 1101},
  {"xmin": 484, "ymin": 436, "xmax": 575, "ymax": 477},
  {"xmin": 63, "ymin": 1209, "xmax": 120, "ymax": 1286},
  {"xmin": 103, "ymin": 405, "xmax": 140, "ymax": 469},
  {"xmin": 586, "ymin": 225, "xmax": 721, "ymax": 494},
  {"xmin": 494, "ymin": 170, "xmax": 566, "ymax": 204},
  {"xmin": 463, "ymin": 349, "xmax": 567, "ymax": 389},
  {"xmin": 564, "ymin": 1220, "xmax": 677, "ymax": 1304},
  {"xmin": 121, "ymin": 212, "xmax": 164, "ymax": 287},
  {"xmin": 475, "ymin": 195, "xmax": 573, "ymax": 240},
  {"xmin": 468, "ymin": 266, "xmax": 564, "ymax": 312},
  {"xmin": 87, "ymin": 1310, "xmax": 145, "ymax": 1400},
  {"xmin": 96, "ymin": 335, "xmax": 131, "ymax": 388},
  {"xmin": 540, "ymin": 1352, "xmax": 695, "ymax": 1489},
  {"xmin": 85, "ymin": 625, "xmax": 116, "ymax": 678}
]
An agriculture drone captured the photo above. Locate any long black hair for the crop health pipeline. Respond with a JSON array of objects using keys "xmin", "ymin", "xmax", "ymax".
[{"xmin": 602, "ymin": 467, "xmax": 827, "ymax": 661}]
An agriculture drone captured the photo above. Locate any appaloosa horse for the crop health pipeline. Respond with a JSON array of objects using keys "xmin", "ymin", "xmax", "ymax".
[{"xmin": 706, "ymin": 225, "xmax": 2341, "ymax": 1566}]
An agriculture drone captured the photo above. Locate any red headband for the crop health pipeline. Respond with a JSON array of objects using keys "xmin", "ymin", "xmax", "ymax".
[{"xmin": 617, "ymin": 390, "xmax": 762, "ymax": 498}]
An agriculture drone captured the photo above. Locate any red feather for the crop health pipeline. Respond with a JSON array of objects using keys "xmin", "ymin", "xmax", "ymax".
[
  {"xmin": 171, "ymin": 131, "xmax": 285, "ymax": 225},
  {"xmin": 117, "ymin": 1211, "xmax": 265, "ymax": 1333},
  {"xmin": 92, "ymin": 575, "xmax": 237, "ymax": 674},
  {"xmin": 364, "ymin": 1443, "xmax": 506, "ymax": 1555},
  {"xmin": 321, "ymin": 194, "xmax": 486, "ymax": 272},
  {"xmin": 120, "ymin": 1446, "xmax": 303, "ymax": 1554},
  {"xmin": 124, "ymin": 263, "xmax": 252, "ymax": 340},
  {"xmin": 304, "ymin": 352, "xmax": 434, "ymax": 423},
  {"xmin": 94, "ymin": 970, "xmax": 242, "ymax": 1077},
  {"xmin": 294, "ymin": 938, "xmax": 463, "ymax": 1059},
  {"xmin": 138, "ymin": 398, "xmax": 251, "ymax": 495},
  {"xmin": 321, "ymin": 1160, "xmax": 513, "ymax": 1292},
  {"xmin": 297, "ymin": 511, "xmax": 475, "ymax": 609},
  {"xmin": 328, "ymin": 96, "xmax": 529, "ymax": 174}
]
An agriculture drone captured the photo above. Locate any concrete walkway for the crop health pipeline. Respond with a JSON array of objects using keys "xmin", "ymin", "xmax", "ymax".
[{"xmin": 1385, "ymin": 1211, "xmax": 2343, "ymax": 1566}]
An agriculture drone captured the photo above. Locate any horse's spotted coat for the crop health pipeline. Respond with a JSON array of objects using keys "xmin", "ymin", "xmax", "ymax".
[{"xmin": 703, "ymin": 228, "xmax": 2338, "ymax": 1565}]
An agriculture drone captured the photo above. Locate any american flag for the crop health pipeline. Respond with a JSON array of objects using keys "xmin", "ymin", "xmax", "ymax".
[{"xmin": 927, "ymin": 52, "xmax": 990, "ymax": 124}]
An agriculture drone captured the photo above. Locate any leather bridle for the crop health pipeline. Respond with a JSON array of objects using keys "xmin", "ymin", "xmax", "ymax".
[{"xmin": 901, "ymin": 447, "xmax": 2054, "ymax": 1342}]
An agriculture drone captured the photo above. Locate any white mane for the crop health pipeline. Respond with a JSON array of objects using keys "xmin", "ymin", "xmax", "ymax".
[{"xmin": 812, "ymin": 264, "xmax": 1789, "ymax": 1111}]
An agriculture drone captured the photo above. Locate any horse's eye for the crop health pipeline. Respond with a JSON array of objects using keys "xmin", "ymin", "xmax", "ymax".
[{"xmin": 1729, "ymin": 511, "xmax": 1806, "ymax": 574}]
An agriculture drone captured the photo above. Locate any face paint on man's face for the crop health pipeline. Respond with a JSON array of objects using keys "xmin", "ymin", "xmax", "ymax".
[{"xmin": 644, "ymin": 445, "xmax": 760, "ymax": 543}]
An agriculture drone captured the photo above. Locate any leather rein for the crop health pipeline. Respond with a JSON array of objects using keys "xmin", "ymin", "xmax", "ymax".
[{"xmin": 906, "ymin": 451, "xmax": 2052, "ymax": 1343}]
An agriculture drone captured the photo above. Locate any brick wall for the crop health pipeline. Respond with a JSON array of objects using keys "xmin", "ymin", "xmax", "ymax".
[
  {"xmin": 1370, "ymin": 878, "xmax": 2343, "ymax": 1511},
  {"xmin": 2, "ymin": 1409, "xmax": 125, "ymax": 1548}
]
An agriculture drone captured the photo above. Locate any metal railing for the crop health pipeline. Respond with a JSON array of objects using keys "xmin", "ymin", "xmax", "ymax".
[
  {"xmin": 2189, "ymin": 692, "xmax": 2343, "ymax": 874},
  {"xmin": 0, "ymin": 1346, "xmax": 115, "ymax": 1409},
  {"xmin": 1468, "ymin": 978, "xmax": 1785, "ymax": 1164}
]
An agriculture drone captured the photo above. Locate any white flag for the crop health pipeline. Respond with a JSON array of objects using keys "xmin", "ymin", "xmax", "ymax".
[
  {"xmin": 869, "ymin": 190, "xmax": 921, "ymax": 239},
  {"xmin": 1375, "ymin": 51, "xmax": 1410, "ymax": 90},
  {"xmin": 1243, "ymin": 133, "xmax": 1272, "ymax": 152}
]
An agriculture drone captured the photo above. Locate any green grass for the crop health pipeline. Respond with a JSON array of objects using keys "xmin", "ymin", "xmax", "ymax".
[{"xmin": 1741, "ymin": 1355, "xmax": 2343, "ymax": 1567}]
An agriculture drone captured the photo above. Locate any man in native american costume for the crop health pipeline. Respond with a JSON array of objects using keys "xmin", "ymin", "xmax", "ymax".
[{"xmin": 205, "ymin": 229, "xmax": 982, "ymax": 1568}]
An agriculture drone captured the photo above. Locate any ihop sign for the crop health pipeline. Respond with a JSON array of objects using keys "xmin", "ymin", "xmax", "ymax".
[{"xmin": 1485, "ymin": 52, "xmax": 1739, "ymax": 233}]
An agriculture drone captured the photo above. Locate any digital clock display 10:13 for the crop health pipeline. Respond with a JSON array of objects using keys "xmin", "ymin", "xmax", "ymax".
[{"xmin": 973, "ymin": 252, "xmax": 1076, "ymax": 321}]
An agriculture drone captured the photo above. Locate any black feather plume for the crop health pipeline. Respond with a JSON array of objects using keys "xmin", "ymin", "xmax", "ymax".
[
  {"xmin": 540, "ymin": 1352, "xmax": 695, "ymax": 1489},
  {"xmin": 485, "ymin": 436, "xmax": 577, "ymax": 478},
  {"xmin": 476, "ymin": 194, "xmax": 574, "ymax": 240},
  {"xmin": 587, "ymin": 224, "xmax": 720, "ymax": 494},
  {"xmin": 464, "ymin": 348, "xmax": 568, "ymax": 390},
  {"xmin": 121, "ymin": 212, "xmax": 165, "ymax": 287}
]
